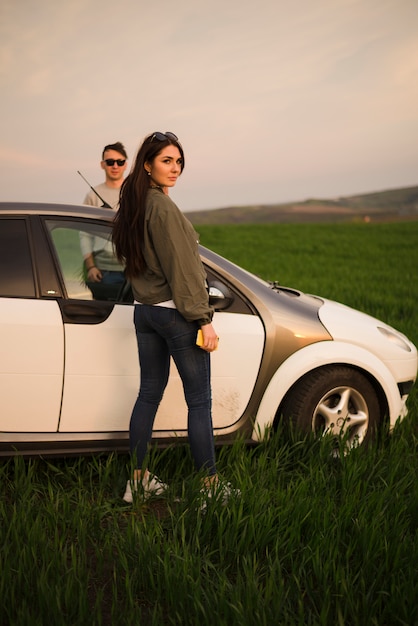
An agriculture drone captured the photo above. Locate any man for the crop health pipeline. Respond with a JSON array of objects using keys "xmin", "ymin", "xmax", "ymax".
[
  {"xmin": 80, "ymin": 142, "xmax": 128, "ymax": 299},
  {"xmin": 83, "ymin": 141, "xmax": 128, "ymax": 210}
]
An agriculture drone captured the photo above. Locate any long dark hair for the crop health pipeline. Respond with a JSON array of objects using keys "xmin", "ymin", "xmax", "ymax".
[{"xmin": 112, "ymin": 132, "xmax": 185, "ymax": 277}]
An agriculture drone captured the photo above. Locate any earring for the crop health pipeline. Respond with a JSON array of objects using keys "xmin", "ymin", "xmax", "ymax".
[{"xmin": 147, "ymin": 171, "xmax": 151, "ymax": 176}]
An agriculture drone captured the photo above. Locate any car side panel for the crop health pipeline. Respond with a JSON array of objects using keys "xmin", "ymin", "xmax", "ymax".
[
  {"xmin": 0, "ymin": 299, "xmax": 64, "ymax": 431},
  {"xmin": 58, "ymin": 307, "xmax": 264, "ymax": 432}
]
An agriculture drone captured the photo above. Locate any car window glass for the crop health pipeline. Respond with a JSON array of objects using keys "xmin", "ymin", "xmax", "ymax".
[
  {"xmin": 0, "ymin": 218, "xmax": 36, "ymax": 297},
  {"xmin": 45, "ymin": 220, "xmax": 125, "ymax": 301}
]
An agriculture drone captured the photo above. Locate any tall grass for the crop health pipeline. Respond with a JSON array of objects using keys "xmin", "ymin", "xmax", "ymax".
[
  {"xmin": 1, "ymin": 222, "xmax": 417, "ymax": 625},
  {"xmin": 198, "ymin": 222, "xmax": 418, "ymax": 343}
]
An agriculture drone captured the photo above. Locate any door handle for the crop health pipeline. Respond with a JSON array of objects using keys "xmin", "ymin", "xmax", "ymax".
[{"xmin": 59, "ymin": 301, "xmax": 114, "ymax": 325}]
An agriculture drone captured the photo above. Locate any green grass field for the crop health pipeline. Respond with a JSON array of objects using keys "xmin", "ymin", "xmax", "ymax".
[
  {"xmin": 198, "ymin": 222, "xmax": 417, "ymax": 343},
  {"xmin": 1, "ymin": 222, "xmax": 417, "ymax": 625}
]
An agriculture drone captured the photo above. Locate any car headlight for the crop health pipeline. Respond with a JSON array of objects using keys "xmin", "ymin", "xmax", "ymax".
[{"xmin": 377, "ymin": 326, "xmax": 412, "ymax": 352}]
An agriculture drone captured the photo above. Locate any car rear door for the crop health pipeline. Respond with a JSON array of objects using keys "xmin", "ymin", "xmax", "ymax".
[{"xmin": 0, "ymin": 217, "xmax": 64, "ymax": 432}]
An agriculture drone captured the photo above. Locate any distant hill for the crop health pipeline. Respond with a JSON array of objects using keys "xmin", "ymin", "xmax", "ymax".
[{"xmin": 186, "ymin": 185, "xmax": 418, "ymax": 225}]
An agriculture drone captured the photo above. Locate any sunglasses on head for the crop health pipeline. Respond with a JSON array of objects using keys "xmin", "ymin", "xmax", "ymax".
[
  {"xmin": 150, "ymin": 131, "xmax": 178, "ymax": 143},
  {"xmin": 104, "ymin": 158, "xmax": 126, "ymax": 166}
]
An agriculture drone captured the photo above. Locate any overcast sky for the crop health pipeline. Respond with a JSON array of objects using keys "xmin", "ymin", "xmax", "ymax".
[{"xmin": 1, "ymin": 0, "xmax": 417, "ymax": 211}]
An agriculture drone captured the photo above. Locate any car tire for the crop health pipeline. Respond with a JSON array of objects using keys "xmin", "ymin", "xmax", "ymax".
[{"xmin": 281, "ymin": 366, "xmax": 381, "ymax": 449}]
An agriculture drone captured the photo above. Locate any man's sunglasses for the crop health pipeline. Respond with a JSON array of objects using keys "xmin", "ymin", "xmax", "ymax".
[
  {"xmin": 104, "ymin": 159, "xmax": 126, "ymax": 166},
  {"xmin": 150, "ymin": 132, "xmax": 178, "ymax": 143}
]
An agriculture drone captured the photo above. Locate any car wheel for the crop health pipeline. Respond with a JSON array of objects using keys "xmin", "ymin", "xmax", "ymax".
[{"xmin": 281, "ymin": 366, "xmax": 381, "ymax": 450}]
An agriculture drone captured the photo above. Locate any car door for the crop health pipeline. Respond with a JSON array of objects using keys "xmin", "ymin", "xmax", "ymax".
[
  {"xmin": 0, "ymin": 217, "xmax": 64, "ymax": 432},
  {"xmin": 44, "ymin": 217, "xmax": 264, "ymax": 435}
]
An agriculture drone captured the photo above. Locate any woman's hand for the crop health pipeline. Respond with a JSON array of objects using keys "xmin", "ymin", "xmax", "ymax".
[{"xmin": 199, "ymin": 323, "xmax": 219, "ymax": 352}]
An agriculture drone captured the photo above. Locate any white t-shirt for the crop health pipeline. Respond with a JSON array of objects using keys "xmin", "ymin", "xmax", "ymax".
[{"xmin": 83, "ymin": 183, "xmax": 120, "ymax": 210}]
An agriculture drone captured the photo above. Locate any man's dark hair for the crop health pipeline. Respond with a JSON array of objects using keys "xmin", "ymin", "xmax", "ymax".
[{"xmin": 102, "ymin": 142, "xmax": 128, "ymax": 159}]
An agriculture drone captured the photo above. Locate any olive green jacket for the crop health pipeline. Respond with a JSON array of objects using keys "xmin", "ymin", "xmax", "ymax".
[{"xmin": 130, "ymin": 188, "xmax": 214, "ymax": 326}]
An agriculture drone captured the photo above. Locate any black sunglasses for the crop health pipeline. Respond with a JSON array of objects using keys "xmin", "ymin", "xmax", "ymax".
[
  {"xmin": 104, "ymin": 159, "xmax": 126, "ymax": 166},
  {"xmin": 150, "ymin": 131, "xmax": 178, "ymax": 143}
]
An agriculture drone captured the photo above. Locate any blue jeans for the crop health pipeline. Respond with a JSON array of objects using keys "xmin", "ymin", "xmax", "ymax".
[{"xmin": 130, "ymin": 304, "xmax": 216, "ymax": 475}]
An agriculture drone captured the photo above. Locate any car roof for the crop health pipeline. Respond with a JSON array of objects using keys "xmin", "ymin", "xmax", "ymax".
[{"xmin": 0, "ymin": 202, "xmax": 114, "ymax": 221}]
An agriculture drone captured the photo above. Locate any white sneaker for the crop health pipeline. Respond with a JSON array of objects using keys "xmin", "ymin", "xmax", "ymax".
[
  {"xmin": 199, "ymin": 480, "xmax": 241, "ymax": 511},
  {"xmin": 123, "ymin": 474, "xmax": 169, "ymax": 503}
]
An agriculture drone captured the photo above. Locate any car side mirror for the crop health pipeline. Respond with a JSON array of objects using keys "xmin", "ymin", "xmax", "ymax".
[{"xmin": 208, "ymin": 280, "xmax": 234, "ymax": 310}]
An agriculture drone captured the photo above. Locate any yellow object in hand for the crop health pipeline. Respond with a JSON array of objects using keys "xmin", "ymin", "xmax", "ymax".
[{"xmin": 196, "ymin": 329, "xmax": 219, "ymax": 350}]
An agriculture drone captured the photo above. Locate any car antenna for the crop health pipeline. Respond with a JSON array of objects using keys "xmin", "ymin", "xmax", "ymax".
[{"xmin": 77, "ymin": 170, "xmax": 112, "ymax": 209}]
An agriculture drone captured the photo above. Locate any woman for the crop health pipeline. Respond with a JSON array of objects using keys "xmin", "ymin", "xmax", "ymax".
[{"xmin": 112, "ymin": 131, "xmax": 237, "ymax": 505}]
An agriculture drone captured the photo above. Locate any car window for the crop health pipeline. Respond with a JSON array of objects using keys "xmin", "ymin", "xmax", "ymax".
[
  {"xmin": 0, "ymin": 218, "xmax": 36, "ymax": 297},
  {"xmin": 45, "ymin": 219, "xmax": 125, "ymax": 301}
]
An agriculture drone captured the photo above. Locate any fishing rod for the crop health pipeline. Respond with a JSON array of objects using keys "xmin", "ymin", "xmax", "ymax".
[{"xmin": 77, "ymin": 170, "xmax": 112, "ymax": 208}]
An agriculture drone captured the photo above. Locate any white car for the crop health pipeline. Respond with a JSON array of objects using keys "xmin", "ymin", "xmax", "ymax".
[{"xmin": 0, "ymin": 202, "xmax": 416, "ymax": 456}]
